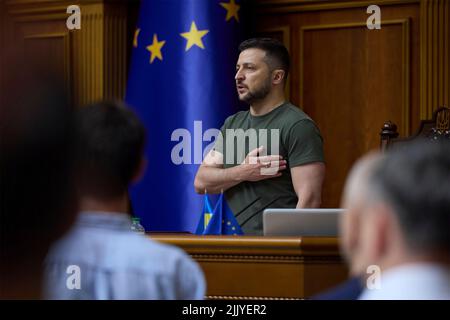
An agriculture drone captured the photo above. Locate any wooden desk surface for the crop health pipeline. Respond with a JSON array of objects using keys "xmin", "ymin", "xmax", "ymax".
[{"xmin": 150, "ymin": 234, "xmax": 349, "ymax": 300}]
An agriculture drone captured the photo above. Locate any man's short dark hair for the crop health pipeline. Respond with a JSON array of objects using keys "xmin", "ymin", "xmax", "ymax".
[
  {"xmin": 76, "ymin": 101, "xmax": 145, "ymax": 199},
  {"xmin": 370, "ymin": 140, "xmax": 450, "ymax": 253},
  {"xmin": 238, "ymin": 37, "xmax": 290, "ymax": 79}
]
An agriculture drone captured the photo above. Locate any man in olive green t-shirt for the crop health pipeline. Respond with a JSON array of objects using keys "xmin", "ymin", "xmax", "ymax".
[{"xmin": 194, "ymin": 38, "xmax": 325, "ymax": 235}]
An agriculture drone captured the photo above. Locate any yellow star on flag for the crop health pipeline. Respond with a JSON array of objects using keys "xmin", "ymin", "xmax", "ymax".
[
  {"xmin": 220, "ymin": 0, "xmax": 240, "ymax": 22},
  {"xmin": 146, "ymin": 34, "xmax": 166, "ymax": 64},
  {"xmin": 180, "ymin": 21, "xmax": 209, "ymax": 51},
  {"xmin": 133, "ymin": 28, "xmax": 140, "ymax": 48}
]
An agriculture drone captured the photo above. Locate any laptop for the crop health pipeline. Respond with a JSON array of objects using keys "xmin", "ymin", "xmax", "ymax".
[{"xmin": 263, "ymin": 208, "xmax": 345, "ymax": 236}]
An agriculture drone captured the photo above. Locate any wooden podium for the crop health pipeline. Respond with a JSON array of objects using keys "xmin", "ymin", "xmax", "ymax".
[{"xmin": 150, "ymin": 234, "xmax": 348, "ymax": 300}]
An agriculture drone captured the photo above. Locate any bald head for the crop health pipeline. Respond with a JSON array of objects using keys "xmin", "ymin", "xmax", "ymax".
[{"xmin": 342, "ymin": 152, "xmax": 384, "ymax": 208}]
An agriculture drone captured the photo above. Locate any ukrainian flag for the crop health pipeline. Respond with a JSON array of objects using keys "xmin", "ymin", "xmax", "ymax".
[{"xmin": 195, "ymin": 194, "xmax": 215, "ymax": 235}]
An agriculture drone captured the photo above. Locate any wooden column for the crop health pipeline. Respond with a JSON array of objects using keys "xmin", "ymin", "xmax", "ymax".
[
  {"xmin": 71, "ymin": 0, "xmax": 129, "ymax": 106},
  {"xmin": 420, "ymin": 0, "xmax": 450, "ymax": 119}
]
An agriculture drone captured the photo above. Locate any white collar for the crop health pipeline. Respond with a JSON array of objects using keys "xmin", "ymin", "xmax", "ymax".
[{"xmin": 359, "ymin": 263, "xmax": 450, "ymax": 300}]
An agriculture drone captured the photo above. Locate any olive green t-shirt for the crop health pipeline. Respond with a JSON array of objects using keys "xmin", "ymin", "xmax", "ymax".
[{"xmin": 214, "ymin": 102, "xmax": 324, "ymax": 235}]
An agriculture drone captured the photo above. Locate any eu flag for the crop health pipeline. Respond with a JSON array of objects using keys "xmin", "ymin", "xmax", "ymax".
[
  {"xmin": 126, "ymin": 0, "xmax": 244, "ymax": 232},
  {"xmin": 204, "ymin": 193, "xmax": 244, "ymax": 235}
]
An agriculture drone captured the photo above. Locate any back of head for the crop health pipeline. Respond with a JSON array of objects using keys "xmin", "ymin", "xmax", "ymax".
[
  {"xmin": 75, "ymin": 101, "xmax": 145, "ymax": 200},
  {"xmin": 238, "ymin": 37, "xmax": 290, "ymax": 79},
  {"xmin": 370, "ymin": 140, "xmax": 450, "ymax": 255},
  {"xmin": 340, "ymin": 152, "xmax": 385, "ymax": 274},
  {"xmin": 343, "ymin": 152, "xmax": 384, "ymax": 207}
]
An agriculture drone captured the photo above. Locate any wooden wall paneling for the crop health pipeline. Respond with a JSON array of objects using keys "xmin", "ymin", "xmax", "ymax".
[
  {"xmin": 103, "ymin": 2, "xmax": 127, "ymax": 101},
  {"xmin": 72, "ymin": 2, "xmax": 104, "ymax": 107},
  {"xmin": 300, "ymin": 20, "xmax": 410, "ymax": 208},
  {"xmin": 1, "ymin": 0, "xmax": 5, "ymax": 104},
  {"xmin": 420, "ymin": 0, "xmax": 450, "ymax": 119},
  {"xmin": 256, "ymin": 0, "xmax": 420, "ymax": 13},
  {"xmin": 300, "ymin": 20, "xmax": 411, "ymax": 134},
  {"xmin": 23, "ymin": 33, "xmax": 72, "ymax": 100},
  {"xmin": 72, "ymin": 0, "xmax": 129, "ymax": 105},
  {"xmin": 0, "ymin": 2, "xmax": 20, "ymax": 104},
  {"xmin": 4, "ymin": 0, "xmax": 131, "ymax": 108},
  {"xmin": 4, "ymin": 1, "xmax": 73, "ymax": 104},
  {"xmin": 255, "ymin": 0, "xmax": 420, "ymax": 208}
]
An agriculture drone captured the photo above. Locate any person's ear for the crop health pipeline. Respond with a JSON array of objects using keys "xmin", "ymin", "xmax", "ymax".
[
  {"xmin": 371, "ymin": 204, "xmax": 392, "ymax": 260},
  {"xmin": 272, "ymin": 69, "xmax": 285, "ymax": 85},
  {"xmin": 344, "ymin": 211, "xmax": 360, "ymax": 256},
  {"xmin": 131, "ymin": 157, "xmax": 147, "ymax": 185},
  {"xmin": 339, "ymin": 208, "xmax": 360, "ymax": 274}
]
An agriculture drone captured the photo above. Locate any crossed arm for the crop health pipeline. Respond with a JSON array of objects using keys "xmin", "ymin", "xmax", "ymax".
[
  {"xmin": 194, "ymin": 146, "xmax": 286, "ymax": 194},
  {"xmin": 194, "ymin": 147, "xmax": 325, "ymax": 208}
]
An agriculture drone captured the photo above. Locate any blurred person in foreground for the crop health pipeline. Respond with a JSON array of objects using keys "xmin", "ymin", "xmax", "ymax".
[
  {"xmin": 339, "ymin": 141, "xmax": 450, "ymax": 300},
  {"xmin": 44, "ymin": 101, "xmax": 205, "ymax": 299},
  {"xmin": 0, "ymin": 55, "xmax": 77, "ymax": 299},
  {"xmin": 312, "ymin": 154, "xmax": 382, "ymax": 300}
]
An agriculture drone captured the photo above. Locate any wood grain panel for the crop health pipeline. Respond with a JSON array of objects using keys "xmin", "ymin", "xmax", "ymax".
[
  {"xmin": 23, "ymin": 33, "xmax": 71, "ymax": 98},
  {"xmin": 255, "ymin": 0, "xmax": 421, "ymax": 208},
  {"xmin": 301, "ymin": 21, "xmax": 410, "ymax": 207},
  {"xmin": 2, "ymin": 5, "xmax": 72, "ymax": 100},
  {"xmin": 4, "ymin": 0, "xmax": 133, "ymax": 107},
  {"xmin": 103, "ymin": 3, "xmax": 127, "ymax": 101},
  {"xmin": 0, "ymin": 0, "xmax": 5, "ymax": 104},
  {"xmin": 257, "ymin": 0, "xmax": 420, "ymax": 13},
  {"xmin": 420, "ymin": 0, "xmax": 450, "ymax": 119}
]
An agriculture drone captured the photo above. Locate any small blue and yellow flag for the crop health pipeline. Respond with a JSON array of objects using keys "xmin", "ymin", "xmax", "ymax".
[
  {"xmin": 204, "ymin": 193, "xmax": 244, "ymax": 235},
  {"xmin": 195, "ymin": 194, "xmax": 214, "ymax": 235}
]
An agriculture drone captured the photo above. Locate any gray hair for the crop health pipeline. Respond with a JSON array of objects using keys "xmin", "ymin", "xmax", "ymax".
[{"xmin": 368, "ymin": 140, "xmax": 450, "ymax": 253}]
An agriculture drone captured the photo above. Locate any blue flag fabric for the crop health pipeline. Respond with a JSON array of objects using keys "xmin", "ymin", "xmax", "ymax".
[
  {"xmin": 126, "ymin": 0, "xmax": 243, "ymax": 232},
  {"xmin": 204, "ymin": 193, "xmax": 244, "ymax": 235},
  {"xmin": 195, "ymin": 194, "xmax": 214, "ymax": 235}
]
